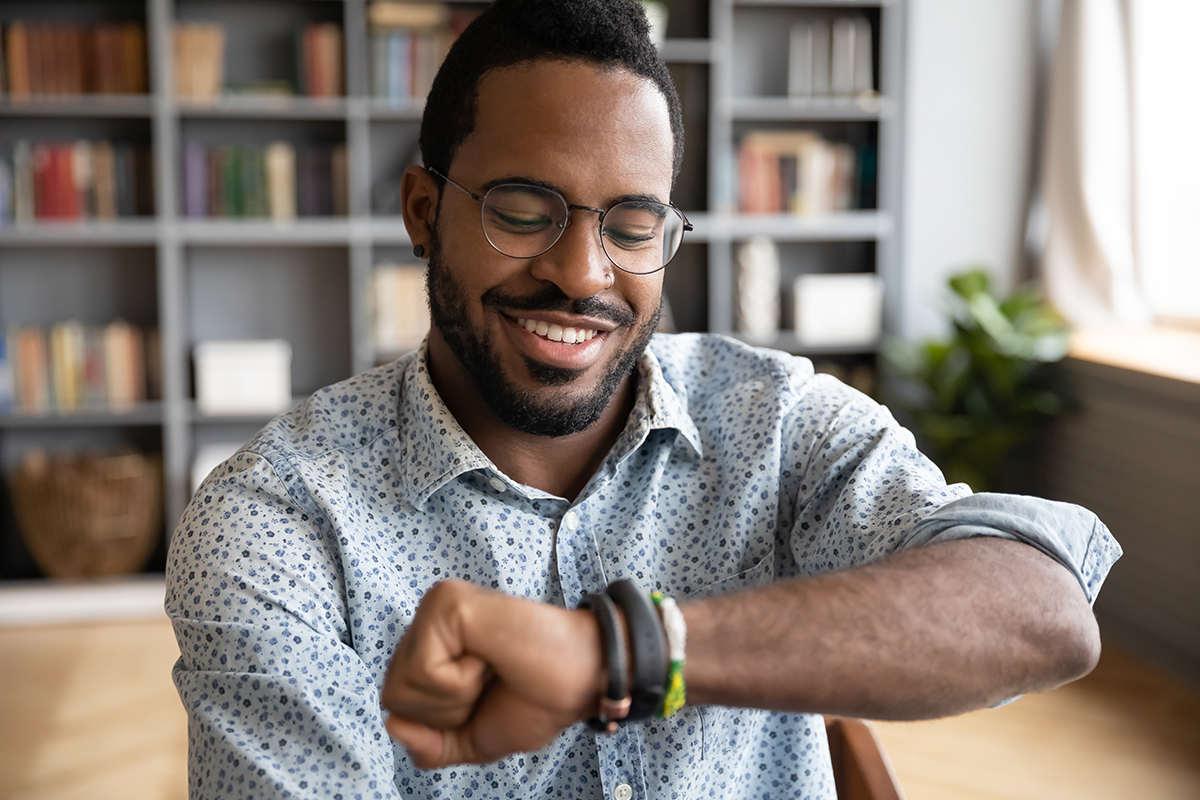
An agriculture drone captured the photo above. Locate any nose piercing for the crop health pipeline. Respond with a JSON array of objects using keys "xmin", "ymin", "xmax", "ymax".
[{"xmin": 605, "ymin": 273, "xmax": 614, "ymax": 289}]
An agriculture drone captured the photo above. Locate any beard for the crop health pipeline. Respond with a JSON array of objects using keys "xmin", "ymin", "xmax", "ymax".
[{"xmin": 425, "ymin": 229, "xmax": 661, "ymax": 438}]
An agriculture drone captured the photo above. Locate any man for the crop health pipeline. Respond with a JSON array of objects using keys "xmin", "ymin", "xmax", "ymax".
[{"xmin": 166, "ymin": 1, "xmax": 1119, "ymax": 798}]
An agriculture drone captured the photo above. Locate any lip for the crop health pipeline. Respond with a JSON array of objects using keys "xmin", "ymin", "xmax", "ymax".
[{"xmin": 500, "ymin": 311, "xmax": 614, "ymax": 371}]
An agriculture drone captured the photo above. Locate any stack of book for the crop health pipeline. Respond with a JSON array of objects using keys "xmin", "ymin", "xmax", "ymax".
[
  {"xmin": 173, "ymin": 22, "xmax": 224, "ymax": 101},
  {"xmin": 372, "ymin": 263, "xmax": 429, "ymax": 357},
  {"xmin": 0, "ymin": 321, "xmax": 160, "ymax": 414},
  {"xmin": 296, "ymin": 23, "xmax": 344, "ymax": 98},
  {"xmin": 2, "ymin": 21, "xmax": 148, "ymax": 97},
  {"xmin": 182, "ymin": 142, "xmax": 348, "ymax": 219},
  {"xmin": 0, "ymin": 140, "xmax": 153, "ymax": 224},
  {"xmin": 368, "ymin": 2, "xmax": 482, "ymax": 103},
  {"xmin": 788, "ymin": 14, "xmax": 874, "ymax": 99},
  {"xmin": 737, "ymin": 131, "xmax": 872, "ymax": 216}
]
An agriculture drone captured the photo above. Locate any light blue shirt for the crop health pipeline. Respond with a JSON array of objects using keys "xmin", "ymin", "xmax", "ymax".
[{"xmin": 166, "ymin": 333, "xmax": 1120, "ymax": 799}]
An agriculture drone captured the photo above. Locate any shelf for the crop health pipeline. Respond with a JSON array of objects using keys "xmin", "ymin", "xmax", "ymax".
[
  {"xmin": 0, "ymin": 403, "xmax": 165, "ymax": 429},
  {"xmin": 0, "ymin": 575, "xmax": 167, "ymax": 627},
  {"xmin": 0, "ymin": 219, "xmax": 160, "ymax": 246},
  {"xmin": 728, "ymin": 95, "xmax": 893, "ymax": 121},
  {"xmin": 659, "ymin": 38, "xmax": 715, "ymax": 63},
  {"xmin": 734, "ymin": 0, "xmax": 893, "ymax": 7},
  {"xmin": 731, "ymin": 331, "xmax": 880, "ymax": 355},
  {"xmin": 685, "ymin": 210, "xmax": 892, "ymax": 242},
  {"xmin": 189, "ymin": 397, "xmax": 307, "ymax": 425},
  {"xmin": 177, "ymin": 95, "xmax": 351, "ymax": 119},
  {"xmin": 179, "ymin": 218, "xmax": 359, "ymax": 245},
  {"xmin": 0, "ymin": 94, "xmax": 155, "ymax": 118},
  {"xmin": 367, "ymin": 98, "xmax": 427, "ymax": 120}
]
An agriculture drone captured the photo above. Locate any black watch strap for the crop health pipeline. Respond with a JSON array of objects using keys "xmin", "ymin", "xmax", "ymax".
[
  {"xmin": 578, "ymin": 592, "xmax": 631, "ymax": 733},
  {"xmin": 606, "ymin": 578, "xmax": 667, "ymax": 721}
]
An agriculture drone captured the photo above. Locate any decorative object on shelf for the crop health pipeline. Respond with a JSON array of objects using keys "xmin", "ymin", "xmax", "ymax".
[
  {"xmin": 736, "ymin": 236, "xmax": 780, "ymax": 345},
  {"xmin": 641, "ymin": 2, "xmax": 669, "ymax": 47},
  {"xmin": 3, "ymin": 21, "xmax": 148, "ymax": 98},
  {"xmin": 372, "ymin": 263, "xmax": 429, "ymax": 358},
  {"xmin": 194, "ymin": 340, "xmax": 293, "ymax": 416},
  {"xmin": 885, "ymin": 268, "xmax": 1071, "ymax": 491},
  {"xmin": 11, "ymin": 448, "xmax": 162, "ymax": 579},
  {"xmin": 794, "ymin": 272, "xmax": 883, "ymax": 348}
]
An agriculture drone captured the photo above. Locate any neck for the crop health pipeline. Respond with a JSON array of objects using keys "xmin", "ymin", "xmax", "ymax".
[{"xmin": 425, "ymin": 333, "xmax": 636, "ymax": 501}]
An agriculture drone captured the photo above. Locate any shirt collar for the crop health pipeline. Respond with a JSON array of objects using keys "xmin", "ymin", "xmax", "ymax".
[{"xmin": 398, "ymin": 338, "xmax": 703, "ymax": 508}]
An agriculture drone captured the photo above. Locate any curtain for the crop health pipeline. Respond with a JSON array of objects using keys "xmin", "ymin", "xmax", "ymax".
[{"xmin": 1039, "ymin": 0, "xmax": 1200, "ymax": 327}]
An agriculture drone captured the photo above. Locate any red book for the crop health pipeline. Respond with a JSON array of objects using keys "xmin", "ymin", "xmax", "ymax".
[{"xmin": 32, "ymin": 144, "xmax": 53, "ymax": 218}]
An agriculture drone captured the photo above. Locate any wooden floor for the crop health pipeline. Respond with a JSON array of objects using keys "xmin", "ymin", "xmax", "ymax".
[{"xmin": 0, "ymin": 620, "xmax": 1197, "ymax": 800}]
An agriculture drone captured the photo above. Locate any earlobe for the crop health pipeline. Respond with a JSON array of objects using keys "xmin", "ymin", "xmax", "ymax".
[{"xmin": 401, "ymin": 165, "xmax": 439, "ymax": 249}]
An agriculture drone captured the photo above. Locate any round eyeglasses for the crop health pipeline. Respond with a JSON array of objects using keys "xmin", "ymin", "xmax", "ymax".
[{"xmin": 428, "ymin": 167, "xmax": 692, "ymax": 275}]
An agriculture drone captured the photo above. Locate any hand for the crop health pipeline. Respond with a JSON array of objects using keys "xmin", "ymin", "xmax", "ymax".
[{"xmin": 380, "ymin": 580, "xmax": 605, "ymax": 768}]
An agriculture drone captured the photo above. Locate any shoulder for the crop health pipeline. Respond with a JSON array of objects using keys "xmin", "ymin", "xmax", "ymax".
[
  {"xmin": 242, "ymin": 352, "xmax": 417, "ymax": 467},
  {"xmin": 648, "ymin": 332, "xmax": 817, "ymax": 412}
]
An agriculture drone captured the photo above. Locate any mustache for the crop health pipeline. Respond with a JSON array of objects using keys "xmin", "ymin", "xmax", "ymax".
[{"xmin": 481, "ymin": 284, "xmax": 638, "ymax": 327}]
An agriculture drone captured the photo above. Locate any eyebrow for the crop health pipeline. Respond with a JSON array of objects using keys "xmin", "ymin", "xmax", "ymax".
[{"xmin": 477, "ymin": 175, "xmax": 666, "ymax": 207}]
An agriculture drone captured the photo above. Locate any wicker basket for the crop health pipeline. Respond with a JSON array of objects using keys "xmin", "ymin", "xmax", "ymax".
[{"xmin": 12, "ymin": 450, "xmax": 163, "ymax": 579}]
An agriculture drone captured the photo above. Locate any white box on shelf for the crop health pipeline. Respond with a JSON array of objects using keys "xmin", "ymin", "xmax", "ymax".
[
  {"xmin": 194, "ymin": 339, "xmax": 292, "ymax": 416},
  {"xmin": 793, "ymin": 273, "xmax": 883, "ymax": 348}
]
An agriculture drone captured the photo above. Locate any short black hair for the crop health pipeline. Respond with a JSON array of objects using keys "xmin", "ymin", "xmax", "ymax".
[{"xmin": 419, "ymin": 0, "xmax": 684, "ymax": 186}]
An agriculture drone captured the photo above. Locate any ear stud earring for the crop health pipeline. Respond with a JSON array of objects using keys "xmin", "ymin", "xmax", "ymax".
[{"xmin": 413, "ymin": 244, "xmax": 426, "ymax": 258}]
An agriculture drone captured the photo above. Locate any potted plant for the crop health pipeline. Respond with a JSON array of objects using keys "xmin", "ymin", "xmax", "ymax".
[{"xmin": 886, "ymin": 268, "xmax": 1071, "ymax": 491}]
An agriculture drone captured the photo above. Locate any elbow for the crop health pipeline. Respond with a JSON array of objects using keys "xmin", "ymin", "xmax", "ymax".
[{"xmin": 1062, "ymin": 607, "xmax": 1102, "ymax": 682}]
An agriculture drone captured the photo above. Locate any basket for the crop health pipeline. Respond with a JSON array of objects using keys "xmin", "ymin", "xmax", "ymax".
[{"xmin": 11, "ymin": 450, "xmax": 163, "ymax": 579}]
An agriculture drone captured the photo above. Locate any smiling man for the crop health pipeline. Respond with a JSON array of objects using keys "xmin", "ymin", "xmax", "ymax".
[{"xmin": 166, "ymin": 2, "xmax": 1120, "ymax": 799}]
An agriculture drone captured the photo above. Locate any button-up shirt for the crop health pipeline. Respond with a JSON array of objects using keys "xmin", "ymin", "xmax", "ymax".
[{"xmin": 166, "ymin": 333, "xmax": 1121, "ymax": 800}]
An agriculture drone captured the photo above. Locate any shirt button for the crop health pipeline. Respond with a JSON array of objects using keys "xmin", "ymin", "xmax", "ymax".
[
  {"xmin": 563, "ymin": 510, "xmax": 580, "ymax": 531},
  {"xmin": 614, "ymin": 784, "xmax": 633, "ymax": 800},
  {"xmin": 488, "ymin": 476, "xmax": 506, "ymax": 493}
]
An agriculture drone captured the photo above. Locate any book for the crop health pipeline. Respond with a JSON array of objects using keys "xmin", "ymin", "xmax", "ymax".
[
  {"xmin": 737, "ymin": 130, "xmax": 859, "ymax": 215},
  {"xmin": 369, "ymin": 3, "xmax": 480, "ymax": 101},
  {"xmin": 265, "ymin": 142, "xmax": 296, "ymax": 221},
  {"xmin": 0, "ymin": 329, "xmax": 13, "ymax": 412},
  {"xmin": 298, "ymin": 23, "xmax": 343, "ymax": 98},
  {"xmin": 174, "ymin": 23, "xmax": 225, "ymax": 101},
  {"xmin": 2, "ymin": 21, "xmax": 147, "ymax": 97},
  {"xmin": 372, "ymin": 263, "xmax": 430, "ymax": 355},
  {"xmin": 92, "ymin": 140, "xmax": 117, "ymax": 219}
]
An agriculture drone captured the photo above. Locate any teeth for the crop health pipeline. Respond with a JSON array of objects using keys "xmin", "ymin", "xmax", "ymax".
[{"xmin": 516, "ymin": 318, "xmax": 599, "ymax": 345}]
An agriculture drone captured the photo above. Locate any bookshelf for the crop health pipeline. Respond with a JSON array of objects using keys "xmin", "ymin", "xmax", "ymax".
[{"xmin": 0, "ymin": 0, "xmax": 905, "ymax": 607}]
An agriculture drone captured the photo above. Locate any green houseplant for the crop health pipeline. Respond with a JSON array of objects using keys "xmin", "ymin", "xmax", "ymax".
[{"xmin": 886, "ymin": 268, "xmax": 1072, "ymax": 491}]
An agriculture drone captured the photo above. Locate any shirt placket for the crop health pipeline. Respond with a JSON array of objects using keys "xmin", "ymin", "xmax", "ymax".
[{"xmin": 553, "ymin": 502, "xmax": 650, "ymax": 800}]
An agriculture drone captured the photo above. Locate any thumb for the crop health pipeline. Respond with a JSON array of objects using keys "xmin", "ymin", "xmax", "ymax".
[{"xmin": 385, "ymin": 714, "xmax": 477, "ymax": 770}]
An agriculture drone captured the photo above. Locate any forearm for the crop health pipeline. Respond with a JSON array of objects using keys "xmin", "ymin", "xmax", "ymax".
[{"xmin": 682, "ymin": 537, "xmax": 1100, "ymax": 720}]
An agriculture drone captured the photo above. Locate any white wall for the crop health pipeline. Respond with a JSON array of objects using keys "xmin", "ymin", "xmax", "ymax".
[{"xmin": 899, "ymin": 0, "xmax": 1039, "ymax": 341}]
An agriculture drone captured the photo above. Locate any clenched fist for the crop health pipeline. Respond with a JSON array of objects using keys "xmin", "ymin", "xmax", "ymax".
[{"xmin": 380, "ymin": 580, "xmax": 606, "ymax": 768}]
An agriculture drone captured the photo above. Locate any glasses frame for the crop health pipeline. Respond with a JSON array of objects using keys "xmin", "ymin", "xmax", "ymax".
[{"xmin": 426, "ymin": 167, "xmax": 693, "ymax": 275}]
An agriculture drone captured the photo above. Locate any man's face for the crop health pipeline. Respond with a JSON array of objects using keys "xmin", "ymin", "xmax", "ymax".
[{"xmin": 423, "ymin": 59, "xmax": 675, "ymax": 437}]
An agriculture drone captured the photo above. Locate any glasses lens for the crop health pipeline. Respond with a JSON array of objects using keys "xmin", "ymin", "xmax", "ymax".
[
  {"xmin": 601, "ymin": 201, "xmax": 685, "ymax": 273},
  {"xmin": 481, "ymin": 184, "xmax": 568, "ymax": 258}
]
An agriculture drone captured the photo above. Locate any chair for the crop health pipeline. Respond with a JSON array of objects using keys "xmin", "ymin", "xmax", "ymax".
[{"xmin": 824, "ymin": 716, "xmax": 907, "ymax": 800}]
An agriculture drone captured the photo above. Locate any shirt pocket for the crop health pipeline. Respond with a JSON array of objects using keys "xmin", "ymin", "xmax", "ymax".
[{"xmin": 681, "ymin": 545, "xmax": 775, "ymax": 758}]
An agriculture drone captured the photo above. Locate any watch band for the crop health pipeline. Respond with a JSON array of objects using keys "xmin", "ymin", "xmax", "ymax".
[
  {"xmin": 605, "ymin": 578, "xmax": 667, "ymax": 722},
  {"xmin": 578, "ymin": 591, "xmax": 632, "ymax": 734}
]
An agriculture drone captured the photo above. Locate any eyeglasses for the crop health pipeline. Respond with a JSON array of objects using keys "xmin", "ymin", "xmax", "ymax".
[{"xmin": 427, "ymin": 167, "xmax": 692, "ymax": 275}]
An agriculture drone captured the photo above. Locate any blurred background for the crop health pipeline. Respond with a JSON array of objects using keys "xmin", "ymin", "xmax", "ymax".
[{"xmin": 0, "ymin": 0, "xmax": 1196, "ymax": 798}]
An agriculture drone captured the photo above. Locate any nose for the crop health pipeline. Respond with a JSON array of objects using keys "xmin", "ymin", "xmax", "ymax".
[{"xmin": 527, "ymin": 208, "xmax": 612, "ymax": 299}]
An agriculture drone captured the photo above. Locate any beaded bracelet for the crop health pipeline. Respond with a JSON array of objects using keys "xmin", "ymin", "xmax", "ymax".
[
  {"xmin": 651, "ymin": 591, "xmax": 687, "ymax": 718},
  {"xmin": 578, "ymin": 592, "xmax": 632, "ymax": 734}
]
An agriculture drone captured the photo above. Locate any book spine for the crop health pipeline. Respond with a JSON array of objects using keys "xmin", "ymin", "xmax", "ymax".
[
  {"xmin": 7, "ymin": 22, "xmax": 31, "ymax": 98},
  {"xmin": 184, "ymin": 142, "xmax": 207, "ymax": 218},
  {"xmin": 92, "ymin": 140, "xmax": 117, "ymax": 219},
  {"xmin": 265, "ymin": 141, "xmax": 296, "ymax": 221}
]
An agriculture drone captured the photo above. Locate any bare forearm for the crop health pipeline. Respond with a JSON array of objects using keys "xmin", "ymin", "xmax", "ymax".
[{"xmin": 682, "ymin": 538, "xmax": 1100, "ymax": 720}]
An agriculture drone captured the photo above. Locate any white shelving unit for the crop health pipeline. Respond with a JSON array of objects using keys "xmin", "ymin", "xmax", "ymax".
[{"xmin": 0, "ymin": 0, "xmax": 905, "ymax": 615}]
